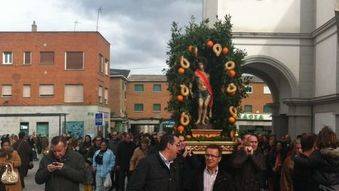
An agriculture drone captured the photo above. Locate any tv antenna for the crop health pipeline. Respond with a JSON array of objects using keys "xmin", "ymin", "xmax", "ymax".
[
  {"xmin": 74, "ymin": 20, "xmax": 79, "ymax": 31},
  {"xmin": 96, "ymin": 7, "xmax": 103, "ymax": 31}
]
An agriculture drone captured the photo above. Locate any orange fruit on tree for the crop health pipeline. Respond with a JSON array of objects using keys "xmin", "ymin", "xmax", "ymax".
[
  {"xmin": 177, "ymin": 125, "xmax": 185, "ymax": 133},
  {"xmin": 222, "ymin": 47, "xmax": 229, "ymax": 55},
  {"xmin": 228, "ymin": 116, "xmax": 236, "ymax": 124},
  {"xmin": 227, "ymin": 70, "xmax": 236, "ymax": 78},
  {"xmin": 178, "ymin": 67, "xmax": 185, "ymax": 75},
  {"xmin": 177, "ymin": 95, "xmax": 184, "ymax": 102},
  {"xmin": 206, "ymin": 40, "xmax": 214, "ymax": 48}
]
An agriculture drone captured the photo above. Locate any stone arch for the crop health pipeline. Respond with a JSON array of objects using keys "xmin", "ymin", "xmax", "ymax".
[{"xmin": 241, "ymin": 55, "xmax": 299, "ymax": 136}]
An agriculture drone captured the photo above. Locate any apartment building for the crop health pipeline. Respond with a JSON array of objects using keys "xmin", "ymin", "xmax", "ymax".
[{"xmin": 0, "ymin": 24, "xmax": 111, "ymax": 138}]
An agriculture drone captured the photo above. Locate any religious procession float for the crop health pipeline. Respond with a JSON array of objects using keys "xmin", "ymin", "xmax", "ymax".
[{"xmin": 166, "ymin": 16, "xmax": 249, "ymax": 154}]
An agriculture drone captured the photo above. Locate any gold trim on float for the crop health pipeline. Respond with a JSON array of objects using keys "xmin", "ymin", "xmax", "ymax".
[{"xmin": 186, "ymin": 141, "xmax": 237, "ymax": 155}]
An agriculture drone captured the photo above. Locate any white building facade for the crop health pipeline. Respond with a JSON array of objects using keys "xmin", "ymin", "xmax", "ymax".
[{"xmin": 204, "ymin": 0, "xmax": 339, "ymax": 137}]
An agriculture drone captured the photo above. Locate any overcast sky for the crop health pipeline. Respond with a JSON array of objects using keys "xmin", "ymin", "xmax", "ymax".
[{"xmin": 0, "ymin": 0, "xmax": 202, "ymax": 74}]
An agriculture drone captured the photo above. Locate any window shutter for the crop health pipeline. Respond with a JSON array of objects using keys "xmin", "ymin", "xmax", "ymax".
[
  {"xmin": 64, "ymin": 85, "xmax": 84, "ymax": 102},
  {"xmin": 2, "ymin": 85, "xmax": 12, "ymax": 96},
  {"xmin": 39, "ymin": 85, "xmax": 54, "ymax": 96},
  {"xmin": 23, "ymin": 85, "xmax": 31, "ymax": 97},
  {"xmin": 66, "ymin": 52, "xmax": 83, "ymax": 69},
  {"xmin": 24, "ymin": 52, "xmax": 31, "ymax": 64},
  {"xmin": 40, "ymin": 52, "xmax": 54, "ymax": 64}
]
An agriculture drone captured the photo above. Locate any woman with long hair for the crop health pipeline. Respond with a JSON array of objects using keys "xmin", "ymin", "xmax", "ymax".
[
  {"xmin": 0, "ymin": 138, "xmax": 22, "ymax": 191},
  {"xmin": 280, "ymin": 139, "xmax": 302, "ymax": 191},
  {"xmin": 312, "ymin": 126, "xmax": 339, "ymax": 190}
]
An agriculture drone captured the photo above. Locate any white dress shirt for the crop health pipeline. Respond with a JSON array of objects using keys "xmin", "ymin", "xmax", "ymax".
[
  {"xmin": 203, "ymin": 167, "xmax": 218, "ymax": 191},
  {"xmin": 159, "ymin": 151, "xmax": 172, "ymax": 169}
]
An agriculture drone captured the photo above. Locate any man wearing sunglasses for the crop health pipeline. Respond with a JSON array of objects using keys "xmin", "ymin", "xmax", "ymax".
[
  {"xmin": 192, "ymin": 144, "xmax": 234, "ymax": 191},
  {"xmin": 127, "ymin": 134, "xmax": 181, "ymax": 191}
]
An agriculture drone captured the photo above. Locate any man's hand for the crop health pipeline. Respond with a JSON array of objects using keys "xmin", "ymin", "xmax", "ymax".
[
  {"xmin": 244, "ymin": 146, "xmax": 253, "ymax": 155},
  {"xmin": 47, "ymin": 164, "xmax": 58, "ymax": 172},
  {"xmin": 54, "ymin": 162, "xmax": 64, "ymax": 170}
]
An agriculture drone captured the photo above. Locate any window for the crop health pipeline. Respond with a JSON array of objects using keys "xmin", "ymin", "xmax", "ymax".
[
  {"xmin": 104, "ymin": 88, "xmax": 108, "ymax": 104},
  {"xmin": 244, "ymin": 105, "xmax": 252, "ymax": 113},
  {"xmin": 263, "ymin": 86, "xmax": 271, "ymax": 94},
  {"xmin": 153, "ymin": 84, "xmax": 161, "ymax": 92},
  {"xmin": 263, "ymin": 104, "xmax": 272, "ymax": 113},
  {"xmin": 65, "ymin": 52, "xmax": 84, "ymax": 70},
  {"xmin": 98, "ymin": 86, "xmax": 103, "ymax": 103},
  {"xmin": 153, "ymin": 104, "xmax": 161, "ymax": 112},
  {"xmin": 1, "ymin": 85, "xmax": 12, "ymax": 96},
  {"xmin": 36, "ymin": 122, "xmax": 49, "ymax": 138},
  {"xmin": 23, "ymin": 85, "xmax": 31, "ymax": 98},
  {"xmin": 104, "ymin": 59, "xmax": 109, "ymax": 75},
  {"xmin": 40, "ymin": 52, "xmax": 54, "ymax": 65},
  {"xmin": 245, "ymin": 85, "xmax": 253, "ymax": 94},
  {"xmin": 64, "ymin": 85, "xmax": 84, "ymax": 103},
  {"xmin": 99, "ymin": 54, "xmax": 104, "ymax": 73},
  {"xmin": 23, "ymin": 52, "xmax": 31, "ymax": 65},
  {"xmin": 134, "ymin": 104, "xmax": 144, "ymax": 112},
  {"xmin": 20, "ymin": 122, "xmax": 29, "ymax": 134},
  {"xmin": 134, "ymin": 84, "xmax": 144, "ymax": 92},
  {"xmin": 2, "ymin": 52, "xmax": 13, "ymax": 64},
  {"xmin": 39, "ymin": 85, "xmax": 54, "ymax": 96}
]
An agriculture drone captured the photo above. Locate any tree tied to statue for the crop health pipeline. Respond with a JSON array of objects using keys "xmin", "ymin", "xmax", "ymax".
[{"xmin": 166, "ymin": 16, "xmax": 248, "ymax": 140}]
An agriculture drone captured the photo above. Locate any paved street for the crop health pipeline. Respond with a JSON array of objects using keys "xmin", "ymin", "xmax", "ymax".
[{"xmin": 24, "ymin": 160, "xmax": 44, "ymax": 191}]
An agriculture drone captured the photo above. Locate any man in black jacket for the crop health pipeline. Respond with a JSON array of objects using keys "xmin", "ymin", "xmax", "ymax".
[
  {"xmin": 127, "ymin": 134, "xmax": 180, "ymax": 191},
  {"xmin": 293, "ymin": 133, "xmax": 318, "ymax": 191},
  {"xmin": 35, "ymin": 136, "xmax": 86, "ymax": 191},
  {"xmin": 116, "ymin": 133, "xmax": 136, "ymax": 191},
  {"xmin": 232, "ymin": 134, "xmax": 266, "ymax": 191},
  {"xmin": 193, "ymin": 144, "xmax": 234, "ymax": 191}
]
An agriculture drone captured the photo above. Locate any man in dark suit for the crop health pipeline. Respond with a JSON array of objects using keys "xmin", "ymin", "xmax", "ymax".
[
  {"xmin": 127, "ymin": 134, "xmax": 180, "ymax": 191},
  {"xmin": 193, "ymin": 144, "xmax": 234, "ymax": 191}
]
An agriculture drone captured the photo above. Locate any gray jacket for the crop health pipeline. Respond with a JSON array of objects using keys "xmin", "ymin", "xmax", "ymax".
[{"xmin": 35, "ymin": 149, "xmax": 86, "ymax": 191}]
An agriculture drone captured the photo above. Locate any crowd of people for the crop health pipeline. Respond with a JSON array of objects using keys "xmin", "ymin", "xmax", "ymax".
[
  {"xmin": 0, "ymin": 126, "xmax": 337, "ymax": 191},
  {"xmin": 32, "ymin": 126, "xmax": 339, "ymax": 191}
]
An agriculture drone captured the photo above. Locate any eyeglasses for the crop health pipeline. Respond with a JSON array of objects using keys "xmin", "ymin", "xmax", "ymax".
[{"xmin": 205, "ymin": 154, "xmax": 220, "ymax": 159}]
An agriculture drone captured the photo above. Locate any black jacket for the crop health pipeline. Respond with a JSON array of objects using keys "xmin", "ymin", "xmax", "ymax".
[
  {"xmin": 193, "ymin": 167, "xmax": 235, "ymax": 191},
  {"xmin": 232, "ymin": 150, "xmax": 266, "ymax": 191},
  {"xmin": 127, "ymin": 152, "xmax": 180, "ymax": 191},
  {"xmin": 293, "ymin": 153, "xmax": 318, "ymax": 191},
  {"xmin": 35, "ymin": 149, "xmax": 86, "ymax": 191},
  {"xmin": 293, "ymin": 148, "xmax": 339, "ymax": 191},
  {"xmin": 116, "ymin": 141, "xmax": 136, "ymax": 170}
]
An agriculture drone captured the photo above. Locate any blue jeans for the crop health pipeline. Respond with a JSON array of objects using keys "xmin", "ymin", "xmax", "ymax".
[{"xmin": 95, "ymin": 174, "xmax": 106, "ymax": 191}]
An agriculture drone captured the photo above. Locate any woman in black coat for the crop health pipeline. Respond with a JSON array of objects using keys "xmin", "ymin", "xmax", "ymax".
[{"xmin": 295, "ymin": 127, "xmax": 339, "ymax": 191}]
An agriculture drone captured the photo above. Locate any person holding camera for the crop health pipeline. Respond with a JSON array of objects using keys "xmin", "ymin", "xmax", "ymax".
[
  {"xmin": 232, "ymin": 135, "xmax": 266, "ymax": 191},
  {"xmin": 35, "ymin": 136, "xmax": 86, "ymax": 191}
]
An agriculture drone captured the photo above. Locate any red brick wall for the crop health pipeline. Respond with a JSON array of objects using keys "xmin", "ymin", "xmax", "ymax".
[
  {"xmin": 0, "ymin": 32, "xmax": 110, "ymax": 107},
  {"xmin": 126, "ymin": 81, "xmax": 171, "ymax": 119},
  {"xmin": 109, "ymin": 77, "xmax": 126, "ymax": 117},
  {"xmin": 241, "ymin": 82, "xmax": 272, "ymax": 113}
]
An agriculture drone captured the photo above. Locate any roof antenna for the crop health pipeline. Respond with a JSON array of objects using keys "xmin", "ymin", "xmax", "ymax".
[
  {"xmin": 74, "ymin": 20, "xmax": 79, "ymax": 31},
  {"xmin": 96, "ymin": 7, "xmax": 103, "ymax": 31}
]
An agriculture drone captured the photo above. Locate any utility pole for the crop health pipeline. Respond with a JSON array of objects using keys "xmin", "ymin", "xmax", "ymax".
[
  {"xmin": 96, "ymin": 7, "xmax": 103, "ymax": 31},
  {"xmin": 74, "ymin": 20, "xmax": 79, "ymax": 31}
]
